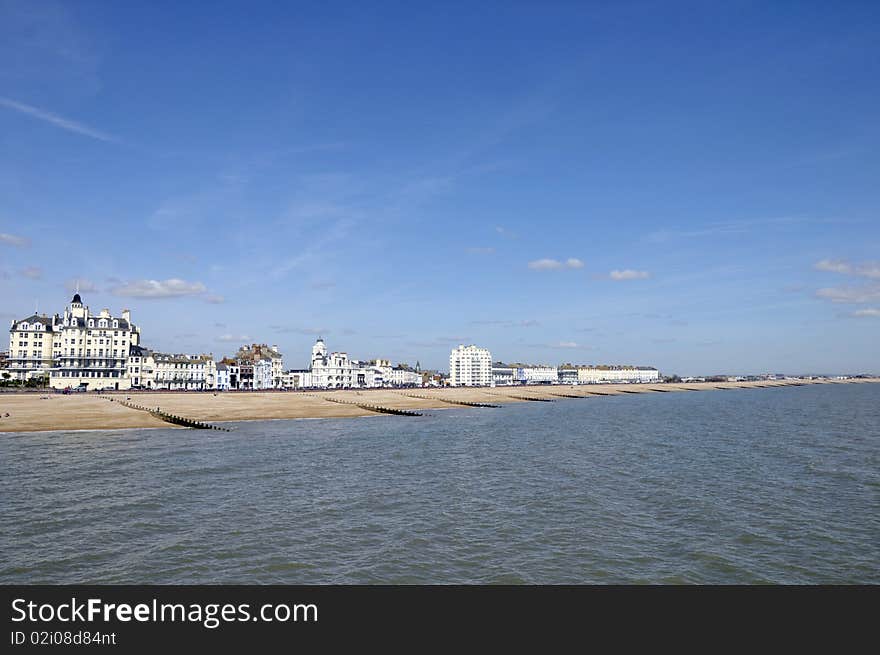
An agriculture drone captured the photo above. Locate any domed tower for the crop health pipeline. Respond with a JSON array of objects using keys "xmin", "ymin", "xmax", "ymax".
[
  {"xmin": 311, "ymin": 337, "xmax": 327, "ymax": 367},
  {"xmin": 68, "ymin": 292, "xmax": 86, "ymax": 319}
]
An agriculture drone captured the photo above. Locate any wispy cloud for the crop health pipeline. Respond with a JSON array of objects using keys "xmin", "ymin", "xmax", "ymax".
[
  {"xmin": 814, "ymin": 259, "xmax": 880, "ymax": 279},
  {"xmin": 203, "ymin": 294, "xmax": 225, "ymax": 304},
  {"xmin": 64, "ymin": 278, "xmax": 99, "ymax": 293},
  {"xmin": 20, "ymin": 266, "xmax": 42, "ymax": 279},
  {"xmin": 470, "ymin": 319, "xmax": 540, "ymax": 328},
  {"xmin": 645, "ymin": 217, "xmax": 809, "ymax": 243},
  {"xmin": 110, "ymin": 278, "xmax": 208, "ymax": 298},
  {"xmin": 852, "ymin": 308, "xmax": 880, "ymax": 318},
  {"xmin": 216, "ymin": 334, "xmax": 252, "ymax": 343},
  {"xmin": 0, "ymin": 232, "xmax": 30, "ymax": 248},
  {"xmin": 0, "ymin": 97, "xmax": 118, "ymax": 143},
  {"xmin": 816, "ymin": 284, "xmax": 880, "ymax": 304},
  {"xmin": 609, "ymin": 269, "xmax": 650, "ymax": 281},
  {"xmin": 528, "ymin": 257, "xmax": 583, "ymax": 271},
  {"xmin": 271, "ymin": 326, "xmax": 328, "ymax": 335}
]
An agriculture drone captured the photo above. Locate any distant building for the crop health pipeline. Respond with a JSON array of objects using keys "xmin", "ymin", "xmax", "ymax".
[
  {"xmin": 449, "ymin": 345, "xmax": 493, "ymax": 387},
  {"xmin": 558, "ymin": 367, "xmax": 578, "ymax": 384},
  {"xmin": 281, "ymin": 369, "xmax": 312, "ymax": 389},
  {"xmin": 492, "ymin": 363, "xmax": 516, "ymax": 386},
  {"xmin": 577, "ymin": 366, "xmax": 659, "ymax": 384},
  {"xmin": 515, "ymin": 365, "xmax": 558, "ymax": 384},
  {"xmin": 151, "ymin": 352, "xmax": 214, "ymax": 390},
  {"xmin": 127, "ymin": 344, "xmax": 152, "ymax": 388},
  {"xmin": 216, "ymin": 362, "xmax": 231, "ymax": 390},
  {"xmin": 389, "ymin": 366, "xmax": 421, "ymax": 387},
  {"xmin": 310, "ymin": 337, "xmax": 378, "ymax": 388},
  {"xmin": 234, "ymin": 344, "xmax": 284, "ymax": 388}
]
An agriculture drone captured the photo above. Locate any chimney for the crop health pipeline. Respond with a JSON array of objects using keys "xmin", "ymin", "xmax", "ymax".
[{"xmin": 122, "ymin": 309, "xmax": 131, "ymax": 323}]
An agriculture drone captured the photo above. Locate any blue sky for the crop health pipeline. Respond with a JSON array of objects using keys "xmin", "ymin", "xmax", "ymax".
[{"xmin": 1, "ymin": 0, "xmax": 878, "ymax": 375}]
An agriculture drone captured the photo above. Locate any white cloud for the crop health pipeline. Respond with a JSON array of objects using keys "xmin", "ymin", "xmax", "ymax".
[
  {"xmin": 815, "ymin": 284, "xmax": 880, "ymax": 304},
  {"xmin": 0, "ymin": 232, "xmax": 30, "ymax": 247},
  {"xmin": 555, "ymin": 341, "xmax": 580, "ymax": 349},
  {"xmin": 852, "ymin": 308, "xmax": 880, "ymax": 318},
  {"xmin": 609, "ymin": 269, "xmax": 650, "ymax": 280},
  {"xmin": 528, "ymin": 258, "xmax": 563, "ymax": 270},
  {"xmin": 814, "ymin": 259, "xmax": 880, "ymax": 279},
  {"xmin": 20, "ymin": 266, "xmax": 42, "ymax": 279},
  {"xmin": 528, "ymin": 258, "xmax": 584, "ymax": 271},
  {"xmin": 814, "ymin": 259, "xmax": 852, "ymax": 274},
  {"xmin": 216, "ymin": 334, "xmax": 252, "ymax": 343},
  {"xmin": 856, "ymin": 263, "xmax": 880, "ymax": 279},
  {"xmin": 0, "ymin": 97, "xmax": 118, "ymax": 143},
  {"xmin": 110, "ymin": 278, "xmax": 207, "ymax": 298}
]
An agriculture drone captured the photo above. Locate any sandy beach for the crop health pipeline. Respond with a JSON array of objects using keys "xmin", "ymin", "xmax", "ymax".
[{"xmin": 1, "ymin": 378, "xmax": 877, "ymax": 433}]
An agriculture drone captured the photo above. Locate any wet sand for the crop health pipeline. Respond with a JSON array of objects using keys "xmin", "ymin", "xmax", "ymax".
[{"xmin": 1, "ymin": 378, "xmax": 877, "ymax": 433}]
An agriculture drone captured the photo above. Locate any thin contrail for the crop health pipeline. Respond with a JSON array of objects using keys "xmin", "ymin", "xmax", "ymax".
[{"xmin": 0, "ymin": 96, "xmax": 119, "ymax": 143}]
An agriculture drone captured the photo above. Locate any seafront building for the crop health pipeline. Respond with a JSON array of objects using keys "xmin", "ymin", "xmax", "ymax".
[
  {"xmin": 576, "ymin": 366, "xmax": 659, "ymax": 384},
  {"xmin": 4, "ymin": 293, "xmax": 663, "ymax": 392},
  {"xmin": 484, "ymin": 359, "xmax": 661, "ymax": 386},
  {"xmin": 309, "ymin": 337, "xmax": 377, "ymax": 388},
  {"xmin": 295, "ymin": 338, "xmax": 423, "ymax": 389},
  {"xmin": 491, "ymin": 363, "xmax": 516, "ymax": 386},
  {"xmin": 7, "ymin": 293, "xmax": 142, "ymax": 390},
  {"xmin": 234, "ymin": 344, "xmax": 283, "ymax": 389},
  {"xmin": 449, "ymin": 345, "xmax": 493, "ymax": 387}
]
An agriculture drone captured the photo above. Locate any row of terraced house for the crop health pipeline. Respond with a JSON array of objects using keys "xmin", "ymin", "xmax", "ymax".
[
  {"xmin": 3, "ymin": 293, "xmax": 285, "ymax": 391},
  {"xmin": 4, "ymin": 293, "xmax": 427, "ymax": 391}
]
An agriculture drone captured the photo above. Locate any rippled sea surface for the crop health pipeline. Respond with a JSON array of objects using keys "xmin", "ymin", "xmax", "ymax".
[{"xmin": 2, "ymin": 384, "xmax": 878, "ymax": 584}]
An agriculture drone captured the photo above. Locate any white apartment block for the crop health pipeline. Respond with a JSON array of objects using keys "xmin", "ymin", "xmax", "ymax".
[
  {"xmin": 577, "ymin": 366, "xmax": 660, "ymax": 384},
  {"xmin": 8, "ymin": 293, "xmax": 142, "ymax": 391},
  {"xmin": 449, "ymin": 345, "xmax": 493, "ymax": 387}
]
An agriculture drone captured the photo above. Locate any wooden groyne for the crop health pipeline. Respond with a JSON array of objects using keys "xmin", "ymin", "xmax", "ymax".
[
  {"xmin": 319, "ymin": 395, "xmax": 422, "ymax": 417},
  {"xmin": 102, "ymin": 396, "xmax": 231, "ymax": 431},
  {"xmin": 396, "ymin": 392, "xmax": 500, "ymax": 408},
  {"xmin": 487, "ymin": 392, "xmax": 554, "ymax": 402},
  {"xmin": 546, "ymin": 392, "xmax": 587, "ymax": 399}
]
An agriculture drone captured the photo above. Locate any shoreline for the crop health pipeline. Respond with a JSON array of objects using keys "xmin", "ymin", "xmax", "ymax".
[{"xmin": 1, "ymin": 379, "xmax": 878, "ymax": 433}]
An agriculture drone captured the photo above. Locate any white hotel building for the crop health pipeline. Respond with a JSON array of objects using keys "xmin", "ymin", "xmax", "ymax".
[
  {"xmin": 7, "ymin": 293, "xmax": 142, "ymax": 390},
  {"xmin": 449, "ymin": 345, "xmax": 493, "ymax": 387}
]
